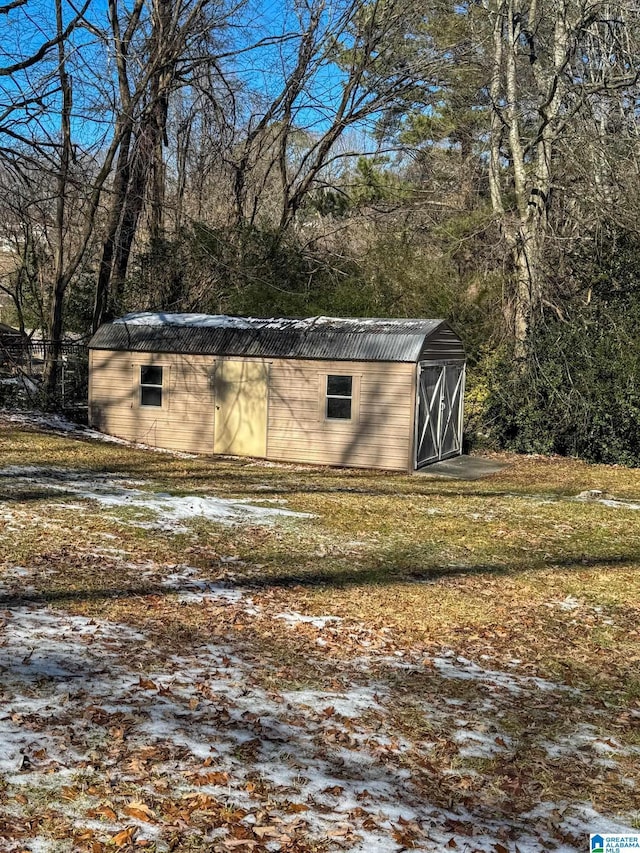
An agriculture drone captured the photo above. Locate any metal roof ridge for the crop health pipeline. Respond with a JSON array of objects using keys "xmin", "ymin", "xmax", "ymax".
[{"xmin": 111, "ymin": 313, "xmax": 446, "ymax": 329}]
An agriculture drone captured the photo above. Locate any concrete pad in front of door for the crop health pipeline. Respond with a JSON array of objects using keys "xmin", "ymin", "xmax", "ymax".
[{"xmin": 415, "ymin": 455, "xmax": 508, "ymax": 480}]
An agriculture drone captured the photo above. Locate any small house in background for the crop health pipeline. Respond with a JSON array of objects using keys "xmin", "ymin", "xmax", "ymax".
[{"xmin": 88, "ymin": 314, "xmax": 466, "ymax": 472}]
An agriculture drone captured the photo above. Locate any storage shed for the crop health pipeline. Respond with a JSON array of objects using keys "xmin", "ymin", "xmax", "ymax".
[{"xmin": 88, "ymin": 313, "xmax": 466, "ymax": 472}]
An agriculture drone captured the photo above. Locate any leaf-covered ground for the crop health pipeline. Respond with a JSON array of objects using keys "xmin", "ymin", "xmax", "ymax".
[{"xmin": 1, "ymin": 413, "xmax": 639, "ymax": 852}]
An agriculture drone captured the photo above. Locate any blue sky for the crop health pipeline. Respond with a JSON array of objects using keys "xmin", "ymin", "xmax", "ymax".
[{"xmin": 0, "ymin": 0, "xmax": 386, "ymax": 164}]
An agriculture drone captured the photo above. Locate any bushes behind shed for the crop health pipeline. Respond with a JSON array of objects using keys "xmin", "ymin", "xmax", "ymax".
[{"xmin": 485, "ymin": 296, "xmax": 640, "ymax": 466}]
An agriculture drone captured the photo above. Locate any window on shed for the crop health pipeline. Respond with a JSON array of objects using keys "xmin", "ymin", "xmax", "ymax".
[
  {"xmin": 326, "ymin": 374, "xmax": 352, "ymax": 419},
  {"xmin": 140, "ymin": 365, "xmax": 163, "ymax": 407}
]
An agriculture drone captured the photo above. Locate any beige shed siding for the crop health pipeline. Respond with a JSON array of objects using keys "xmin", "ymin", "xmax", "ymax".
[
  {"xmin": 89, "ymin": 351, "xmax": 415, "ymax": 469},
  {"xmin": 266, "ymin": 359, "xmax": 414, "ymax": 470},
  {"xmin": 89, "ymin": 350, "xmax": 215, "ymax": 453}
]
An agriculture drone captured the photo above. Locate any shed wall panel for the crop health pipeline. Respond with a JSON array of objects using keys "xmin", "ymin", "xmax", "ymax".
[
  {"xmin": 89, "ymin": 351, "xmax": 415, "ymax": 469},
  {"xmin": 266, "ymin": 359, "xmax": 414, "ymax": 470},
  {"xmin": 89, "ymin": 350, "xmax": 216, "ymax": 453}
]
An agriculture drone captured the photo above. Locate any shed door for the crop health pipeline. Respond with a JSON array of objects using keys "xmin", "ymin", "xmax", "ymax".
[
  {"xmin": 416, "ymin": 363, "xmax": 465, "ymax": 467},
  {"xmin": 214, "ymin": 361, "xmax": 269, "ymax": 457}
]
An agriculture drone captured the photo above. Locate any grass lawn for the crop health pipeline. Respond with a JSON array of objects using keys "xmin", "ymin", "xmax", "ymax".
[{"xmin": 1, "ymin": 414, "xmax": 639, "ymax": 852}]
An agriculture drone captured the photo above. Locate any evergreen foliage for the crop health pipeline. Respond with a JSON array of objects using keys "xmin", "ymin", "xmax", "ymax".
[{"xmin": 485, "ymin": 235, "xmax": 640, "ymax": 464}]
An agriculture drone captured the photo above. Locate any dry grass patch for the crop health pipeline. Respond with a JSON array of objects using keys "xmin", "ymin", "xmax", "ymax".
[{"xmin": 1, "ymin": 419, "xmax": 640, "ymax": 852}]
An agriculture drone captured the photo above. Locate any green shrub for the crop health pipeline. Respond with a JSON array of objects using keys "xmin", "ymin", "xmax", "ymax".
[{"xmin": 485, "ymin": 304, "xmax": 640, "ymax": 465}]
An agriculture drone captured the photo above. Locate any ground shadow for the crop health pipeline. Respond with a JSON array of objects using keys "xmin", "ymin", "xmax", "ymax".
[{"xmin": 0, "ymin": 550, "xmax": 637, "ymax": 609}]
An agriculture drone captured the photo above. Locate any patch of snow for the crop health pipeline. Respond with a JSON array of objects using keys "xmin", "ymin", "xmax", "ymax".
[
  {"xmin": 114, "ymin": 311, "xmax": 255, "ymax": 328},
  {"xmin": 167, "ymin": 580, "xmax": 257, "ymax": 610},
  {"xmin": 524, "ymin": 802, "xmax": 640, "ymax": 844},
  {"xmin": 13, "ymin": 837, "xmax": 56, "ymax": 853},
  {"xmin": 0, "ymin": 466, "xmax": 312, "ymax": 532},
  {"xmin": 574, "ymin": 489, "xmax": 640, "ymax": 510},
  {"xmin": 453, "ymin": 727, "xmax": 512, "ymax": 758},
  {"xmin": 3, "ymin": 411, "xmax": 79, "ymax": 433},
  {"xmin": 433, "ymin": 652, "xmax": 575, "ymax": 695},
  {"xmin": 542, "ymin": 724, "xmax": 639, "ymax": 762},
  {"xmin": 598, "ymin": 498, "xmax": 640, "ymax": 510},
  {"xmin": 275, "ymin": 612, "xmax": 342, "ymax": 629},
  {"xmin": 113, "ymin": 312, "xmax": 438, "ymax": 332},
  {"xmin": 282, "ymin": 686, "xmax": 385, "ymax": 719},
  {"xmin": 558, "ymin": 595, "xmax": 581, "ymax": 611}
]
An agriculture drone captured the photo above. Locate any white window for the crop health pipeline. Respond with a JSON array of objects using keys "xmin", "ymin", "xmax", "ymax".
[
  {"xmin": 326, "ymin": 374, "xmax": 352, "ymax": 419},
  {"xmin": 140, "ymin": 365, "xmax": 163, "ymax": 407}
]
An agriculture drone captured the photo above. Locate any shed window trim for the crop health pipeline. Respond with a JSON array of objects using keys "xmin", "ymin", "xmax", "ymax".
[
  {"xmin": 140, "ymin": 365, "xmax": 163, "ymax": 407},
  {"xmin": 325, "ymin": 374, "xmax": 353, "ymax": 420}
]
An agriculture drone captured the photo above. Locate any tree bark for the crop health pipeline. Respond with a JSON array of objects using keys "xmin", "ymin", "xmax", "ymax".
[
  {"xmin": 42, "ymin": 0, "xmax": 73, "ymax": 407},
  {"xmin": 487, "ymin": 0, "xmax": 571, "ymax": 356},
  {"xmin": 92, "ymin": 123, "xmax": 133, "ymax": 331},
  {"xmin": 94, "ymin": 0, "xmax": 198, "ymax": 322}
]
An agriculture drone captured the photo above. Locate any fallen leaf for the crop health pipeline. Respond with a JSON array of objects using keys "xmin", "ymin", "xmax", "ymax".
[
  {"xmin": 253, "ymin": 826, "xmax": 280, "ymax": 839},
  {"xmin": 123, "ymin": 801, "xmax": 156, "ymax": 823},
  {"xmin": 193, "ymin": 771, "xmax": 229, "ymax": 786},
  {"xmin": 60, "ymin": 786, "xmax": 79, "ymax": 801},
  {"xmin": 327, "ymin": 826, "xmax": 350, "ymax": 837},
  {"xmin": 89, "ymin": 804, "xmax": 117, "ymax": 821},
  {"xmin": 74, "ymin": 830, "xmax": 95, "ymax": 842},
  {"xmin": 112, "ymin": 826, "xmax": 137, "ymax": 847}
]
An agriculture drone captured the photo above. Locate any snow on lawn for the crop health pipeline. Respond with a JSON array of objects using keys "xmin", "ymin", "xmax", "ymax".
[
  {"xmin": 432, "ymin": 652, "xmax": 577, "ymax": 695},
  {"xmin": 0, "ymin": 466, "xmax": 312, "ymax": 533},
  {"xmin": 0, "ymin": 603, "xmax": 424, "ymax": 851},
  {"xmin": 1, "ymin": 561, "xmax": 638, "ymax": 852}
]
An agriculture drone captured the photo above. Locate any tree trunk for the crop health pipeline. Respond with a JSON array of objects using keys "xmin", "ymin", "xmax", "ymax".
[
  {"xmin": 486, "ymin": 0, "xmax": 570, "ymax": 356},
  {"xmin": 100, "ymin": 0, "xmax": 176, "ymax": 316},
  {"xmin": 108, "ymin": 122, "xmax": 155, "ymax": 316},
  {"xmin": 92, "ymin": 123, "xmax": 133, "ymax": 331},
  {"xmin": 42, "ymin": 0, "xmax": 72, "ymax": 408}
]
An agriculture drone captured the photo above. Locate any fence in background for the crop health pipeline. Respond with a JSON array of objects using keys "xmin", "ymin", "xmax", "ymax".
[{"xmin": 0, "ymin": 339, "xmax": 89, "ymax": 413}]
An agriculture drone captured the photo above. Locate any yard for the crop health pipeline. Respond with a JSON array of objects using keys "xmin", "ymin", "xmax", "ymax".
[{"xmin": 1, "ymin": 413, "xmax": 639, "ymax": 852}]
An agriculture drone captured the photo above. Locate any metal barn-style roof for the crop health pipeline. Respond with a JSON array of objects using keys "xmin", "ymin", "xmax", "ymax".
[{"xmin": 89, "ymin": 313, "xmax": 465, "ymax": 363}]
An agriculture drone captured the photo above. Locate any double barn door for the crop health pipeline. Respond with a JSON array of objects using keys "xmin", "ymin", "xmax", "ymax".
[{"xmin": 415, "ymin": 363, "xmax": 465, "ymax": 468}]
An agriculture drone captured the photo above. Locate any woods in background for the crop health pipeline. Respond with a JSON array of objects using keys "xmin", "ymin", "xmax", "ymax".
[{"xmin": 0, "ymin": 0, "xmax": 639, "ymax": 462}]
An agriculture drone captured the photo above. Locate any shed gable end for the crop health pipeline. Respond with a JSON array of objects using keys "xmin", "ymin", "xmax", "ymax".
[{"xmin": 419, "ymin": 323, "xmax": 465, "ymax": 362}]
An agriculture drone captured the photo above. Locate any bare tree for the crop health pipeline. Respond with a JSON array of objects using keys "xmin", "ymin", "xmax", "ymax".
[
  {"xmin": 92, "ymin": 0, "xmax": 239, "ymax": 330},
  {"xmin": 484, "ymin": 0, "xmax": 640, "ymax": 352},
  {"xmin": 219, "ymin": 0, "xmax": 437, "ymax": 232}
]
